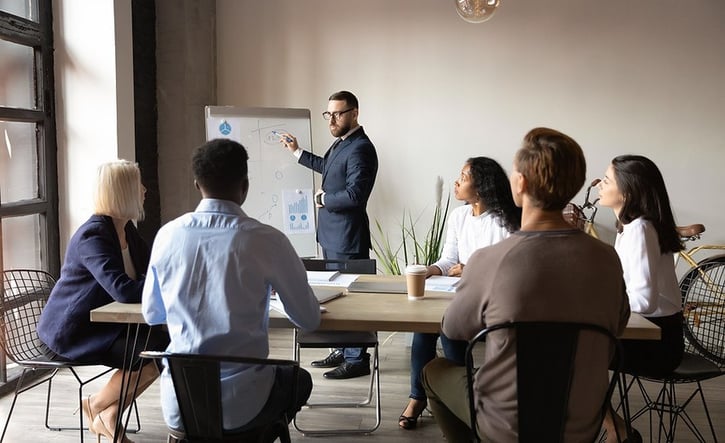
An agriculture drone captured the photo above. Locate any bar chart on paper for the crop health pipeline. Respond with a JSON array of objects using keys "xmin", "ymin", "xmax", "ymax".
[{"xmin": 283, "ymin": 189, "xmax": 314, "ymax": 234}]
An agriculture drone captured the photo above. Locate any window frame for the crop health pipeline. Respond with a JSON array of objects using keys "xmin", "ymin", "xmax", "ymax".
[
  {"xmin": 0, "ymin": 0, "xmax": 59, "ymax": 276},
  {"xmin": 0, "ymin": 0, "xmax": 58, "ymax": 388}
]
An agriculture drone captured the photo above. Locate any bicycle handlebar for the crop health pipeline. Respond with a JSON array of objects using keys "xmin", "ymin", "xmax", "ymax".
[{"xmin": 582, "ymin": 178, "xmax": 600, "ymax": 209}]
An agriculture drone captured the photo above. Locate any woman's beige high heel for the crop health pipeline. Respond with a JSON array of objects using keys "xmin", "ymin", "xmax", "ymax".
[
  {"xmin": 93, "ymin": 413, "xmax": 135, "ymax": 443},
  {"xmin": 81, "ymin": 395, "xmax": 98, "ymax": 435}
]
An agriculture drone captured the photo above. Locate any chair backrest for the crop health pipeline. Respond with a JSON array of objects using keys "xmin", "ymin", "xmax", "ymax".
[
  {"xmin": 302, "ymin": 258, "xmax": 376, "ymax": 275},
  {"xmin": 465, "ymin": 321, "xmax": 621, "ymax": 443},
  {"xmin": 139, "ymin": 351, "xmax": 299, "ymax": 442},
  {"xmin": 0, "ymin": 269, "xmax": 56, "ymax": 363},
  {"xmin": 680, "ymin": 256, "xmax": 725, "ymax": 367}
]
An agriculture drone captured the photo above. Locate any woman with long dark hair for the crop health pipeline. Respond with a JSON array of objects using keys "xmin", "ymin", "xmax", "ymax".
[
  {"xmin": 399, "ymin": 156, "xmax": 521, "ymax": 430},
  {"xmin": 598, "ymin": 154, "xmax": 684, "ymax": 442}
]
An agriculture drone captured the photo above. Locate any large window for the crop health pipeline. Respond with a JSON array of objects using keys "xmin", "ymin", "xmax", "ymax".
[
  {"xmin": 0, "ymin": 0, "xmax": 58, "ymax": 275},
  {"xmin": 0, "ymin": 0, "xmax": 58, "ymax": 387}
]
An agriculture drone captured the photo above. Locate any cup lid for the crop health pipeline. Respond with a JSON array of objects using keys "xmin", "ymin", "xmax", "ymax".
[{"xmin": 405, "ymin": 264, "xmax": 427, "ymax": 274}]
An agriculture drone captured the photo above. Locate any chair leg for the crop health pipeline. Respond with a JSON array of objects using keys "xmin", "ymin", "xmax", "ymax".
[
  {"xmin": 303, "ymin": 347, "xmax": 376, "ymax": 408},
  {"xmin": 43, "ymin": 367, "xmax": 141, "ymax": 437},
  {"xmin": 3, "ymin": 367, "xmax": 59, "ymax": 442},
  {"xmin": 1, "ymin": 369, "xmax": 30, "ymax": 442},
  {"xmin": 263, "ymin": 418, "xmax": 291, "ymax": 443},
  {"xmin": 695, "ymin": 381, "xmax": 719, "ymax": 443},
  {"xmin": 1, "ymin": 389, "xmax": 19, "ymax": 442},
  {"xmin": 628, "ymin": 377, "xmax": 717, "ymax": 443},
  {"xmin": 617, "ymin": 373, "xmax": 634, "ymax": 439},
  {"xmin": 666, "ymin": 381, "xmax": 716, "ymax": 443},
  {"xmin": 293, "ymin": 343, "xmax": 381, "ymax": 435}
]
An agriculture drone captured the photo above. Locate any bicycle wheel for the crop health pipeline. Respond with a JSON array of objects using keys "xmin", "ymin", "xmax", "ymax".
[{"xmin": 679, "ymin": 254, "xmax": 725, "ymax": 365}]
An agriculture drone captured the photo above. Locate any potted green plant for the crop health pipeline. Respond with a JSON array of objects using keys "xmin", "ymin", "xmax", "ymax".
[{"xmin": 372, "ymin": 177, "xmax": 450, "ymax": 275}]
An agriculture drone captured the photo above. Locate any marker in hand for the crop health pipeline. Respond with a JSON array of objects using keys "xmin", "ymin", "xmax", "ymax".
[{"xmin": 272, "ymin": 130, "xmax": 293, "ymax": 143}]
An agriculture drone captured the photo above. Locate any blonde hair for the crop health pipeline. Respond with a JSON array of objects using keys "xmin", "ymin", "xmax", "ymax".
[{"xmin": 93, "ymin": 160, "xmax": 145, "ymax": 220}]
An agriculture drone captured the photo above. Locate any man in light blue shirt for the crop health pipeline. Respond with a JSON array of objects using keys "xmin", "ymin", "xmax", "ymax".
[{"xmin": 142, "ymin": 139, "xmax": 321, "ymax": 432}]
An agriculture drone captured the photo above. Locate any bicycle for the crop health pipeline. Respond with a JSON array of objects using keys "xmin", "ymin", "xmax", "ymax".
[
  {"xmin": 675, "ymin": 225, "xmax": 725, "ymax": 361},
  {"xmin": 580, "ymin": 178, "xmax": 601, "ymax": 238},
  {"xmin": 564, "ymin": 178, "xmax": 601, "ymax": 238}
]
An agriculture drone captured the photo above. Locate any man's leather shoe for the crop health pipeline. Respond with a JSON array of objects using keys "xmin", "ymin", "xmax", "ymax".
[
  {"xmin": 310, "ymin": 350, "xmax": 344, "ymax": 368},
  {"xmin": 323, "ymin": 362, "xmax": 371, "ymax": 379}
]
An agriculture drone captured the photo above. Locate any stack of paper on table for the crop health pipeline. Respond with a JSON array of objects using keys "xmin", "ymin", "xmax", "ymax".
[
  {"xmin": 346, "ymin": 275, "xmax": 460, "ymax": 294},
  {"xmin": 425, "ymin": 276, "xmax": 460, "ymax": 292},
  {"xmin": 306, "ymin": 270, "xmax": 340, "ymax": 283},
  {"xmin": 307, "ymin": 273, "xmax": 359, "ymax": 288}
]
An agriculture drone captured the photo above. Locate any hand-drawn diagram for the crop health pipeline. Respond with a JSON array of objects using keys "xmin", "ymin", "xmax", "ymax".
[{"xmin": 205, "ymin": 107, "xmax": 317, "ymax": 257}]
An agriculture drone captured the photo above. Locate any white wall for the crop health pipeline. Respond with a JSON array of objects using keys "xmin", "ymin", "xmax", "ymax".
[
  {"xmin": 53, "ymin": 0, "xmax": 135, "ymax": 253},
  {"xmin": 216, "ymin": 0, "xmax": 725, "ymax": 265}
]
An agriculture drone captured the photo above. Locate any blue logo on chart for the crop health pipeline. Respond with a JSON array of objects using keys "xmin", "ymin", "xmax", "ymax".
[{"xmin": 219, "ymin": 120, "xmax": 232, "ymax": 136}]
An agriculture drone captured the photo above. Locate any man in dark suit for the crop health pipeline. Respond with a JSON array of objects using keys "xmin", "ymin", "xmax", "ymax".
[{"xmin": 281, "ymin": 90, "xmax": 378, "ymax": 379}]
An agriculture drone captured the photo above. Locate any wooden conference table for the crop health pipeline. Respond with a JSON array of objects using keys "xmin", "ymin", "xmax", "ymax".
[
  {"xmin": 90, "ymin": 275, "xmax": 660, "ymax": 340},
  {"xmin": 90, "ymin": 275, "xmax": 659, "ymax": 440}
]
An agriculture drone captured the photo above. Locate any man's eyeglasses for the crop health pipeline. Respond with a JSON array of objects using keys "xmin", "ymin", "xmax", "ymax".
[{"xmin": 322, "ymin": 108, "xmax": 354, "ymax": 120}]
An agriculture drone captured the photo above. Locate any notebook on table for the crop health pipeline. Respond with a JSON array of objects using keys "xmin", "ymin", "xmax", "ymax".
[
  {"xmin": 311, "ymin": 286, "xmax": 345, "ymax": 303},
  {"xmin": 270, "ymin": 287, "xmax": 342, "ymax": 316},
  {"xmin": 347, "ymin": 279, "xmax": 407, "ymax": 294}
]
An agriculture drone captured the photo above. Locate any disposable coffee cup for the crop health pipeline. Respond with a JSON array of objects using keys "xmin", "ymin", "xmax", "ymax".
[{"xmin": 405, "ymin": 264, "xmax": 427, "ymax": 300}]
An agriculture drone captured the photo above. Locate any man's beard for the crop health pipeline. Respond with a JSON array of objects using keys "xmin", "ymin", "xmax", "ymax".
[{"xmin": 330, "ymin": 122, "xmax": 350, "ymax": 138}]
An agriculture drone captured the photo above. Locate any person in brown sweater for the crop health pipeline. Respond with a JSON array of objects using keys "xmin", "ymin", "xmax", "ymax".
[{"xmin": 422, "ymin": 127, "xmax": 631, "ymax": 442}]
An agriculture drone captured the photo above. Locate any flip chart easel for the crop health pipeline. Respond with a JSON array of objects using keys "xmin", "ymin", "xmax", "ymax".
[{"xmin": 205, "ymin": 106, "xmax": 317, "ymax": 257}]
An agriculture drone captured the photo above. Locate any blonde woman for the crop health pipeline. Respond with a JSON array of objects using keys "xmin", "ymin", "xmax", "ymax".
[{"xmin": 38, "ymin": 160, "xmax": 169, "ymax": 442}]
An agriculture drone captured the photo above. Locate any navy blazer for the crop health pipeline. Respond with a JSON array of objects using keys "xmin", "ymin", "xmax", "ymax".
[
  {"xmin": 299, "ymin": 127, "xmax": 378, "ymax": 255},
  {"xmin": 38, "ymin": 215, "xmax": 149, "ymax": 362}
]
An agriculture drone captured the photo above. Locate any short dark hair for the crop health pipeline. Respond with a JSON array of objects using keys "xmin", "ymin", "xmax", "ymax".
[
  {"xmin": 192, "ymin": 139, "xmax": 249, "ymax": 195},
  {"xmin": 515, "ymin": 127, "xmax": 586, "ymax": 211},
  {"xmin": 611, "ymin": 155, "xmax": 683, "ymax": 253},
  {"xmin": 467, "ymin": 157, "xmax": 521, "ymax": 232},
  {"xmin": 328, "ymin": 90, "xmax": 359, "ymax": 109}
]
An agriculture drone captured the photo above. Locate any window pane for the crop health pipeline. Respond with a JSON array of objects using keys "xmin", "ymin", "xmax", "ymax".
[
  {"xmin": 0, "ymin": 39, "xmax": 34, "ymax": 109},
  {"xmin": 1, "ymin": 214, "xmax": 42, "ymax": 270},
  {"xmin": 0, "ymin": 120, "xmax": 38, "ymax": 203},
  {"xmin": 0, "ymin": 0, "xmax": 38, "ymax": 22}
]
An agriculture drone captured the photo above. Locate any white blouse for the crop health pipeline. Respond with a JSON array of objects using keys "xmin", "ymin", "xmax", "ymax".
[
  {"xmin": 615, "ymin": 217, "xmax": 681, "ymax": 317},
  {"xmin": 432, "ymin": 205, "xmax": 511, "ymax": 276},
  {"xmin": 121, "ymin": 246, "xmax": 137, "ymax": 280}
]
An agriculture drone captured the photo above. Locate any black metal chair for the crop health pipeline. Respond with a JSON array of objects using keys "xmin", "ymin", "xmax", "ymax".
[
  {"xmin": 293, "ymin": 258, "xmax": 381, "ymax": 435},
  {"xmin": 0, "ymin": 269, "xmax": 139, "ymax": 442},
  {"xmin": 625, "ymin": 257, "xmax": 725, "ymax": 442},
  {"xmin": 139, "ymin": 351, "xmax": 298, "ymax": 443},
  {"xmin": 466, "ymin": 321, "xmax": 622, "ymax": 443}
]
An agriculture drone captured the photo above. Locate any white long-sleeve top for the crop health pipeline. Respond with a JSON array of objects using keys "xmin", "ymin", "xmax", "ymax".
[
  {"xmin": 432, "ymin": 205, "xmax": 511, "ymax": 275},
  {"xmin": 615, "ymin": 217, "xmax": 681, "ymax": 317}
]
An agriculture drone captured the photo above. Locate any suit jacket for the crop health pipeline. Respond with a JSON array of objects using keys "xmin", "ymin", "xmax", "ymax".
[
  {"xmin": 298, "ymin": 127, "xmax": 378, "ymax": 255},
  {"xmin": 38, "ymin": 215, "xmax": 149, "ymax": 362}
]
